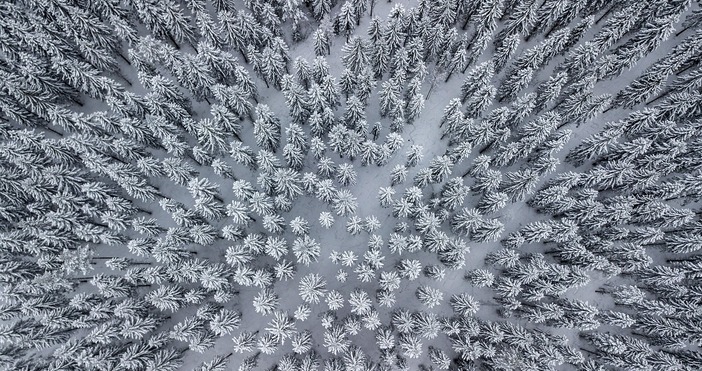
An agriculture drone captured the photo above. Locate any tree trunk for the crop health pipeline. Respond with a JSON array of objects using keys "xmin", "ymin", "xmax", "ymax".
[
  {"xmin": 166, "ymin": 32, "xmax": 180, "ymax": 50},
  {"xmin": 664, "ymin": 226, "xmax": 702, "ymax": 234},
  {"xmin": 543, "ymin": 21, "xmax": 562, "ymax": 40},
  {"xmin": 461, "ymin": 16, "xmax": 470, "ymax": 30},
  {"xmin": 676, "ymin": 24, "xmax": 693, "ymax": 37},
  {"xmin": 239, "ymin": 48, "xmax": 250, "ymax": 64},
  {"xmin": 581, "ymin": 348, "xmax": 599, "ymax": 356},
  {"xmin": 646, "ymin": 89, "xmax": 672, "ymax": 105},
  {"xmin": 70, "ymin": 96, "xmax": 84, "ymax": 106},
  {"xmin": 136, "ymin": 207, "xmax": 152, "ymax": 215},
  {"xmin": 107, "ymin": 153, "xmax": 127, "ymax": 164},
  {"xmin": 426, "ymin": 76, "xmax": 437, "ymax": 98},
  {"xmin": 676, "ymin": 61, "xmax": 697, "ymax": 76},
  {"xmin": 478, "ymin": 142, "xmax": 493, "ymax": 154},
  {"xmin": 525, "ymin": 25, "xmax": 538, "ymax": 42},
  {"xmin": 444, "ymin": 67, "xmax": 455, "ymax": 83},
  {"xmin": 462, "ymin": 56, "xmax": 475, "ymax": 73},
  {"xmin": 45, "ymin": 125, "xmax": 64, "ymax": 137},
  {"xmin": 116, "ymin": 70, "xmax": 132, "ymax": 86},
  {"xmin": 186, "ymin": 152, "xmax": 202, "ymax": 166},
  {"xmin": 595, "ymin": 4, "xmax": 615, "ymax": 25},
  {"xmin": 116, "ymin": 49, "xmax": 131, "ymax": 65},
  {"xmin": 668, "ymin": 256, "xmax": 702, "ymax": 263}
]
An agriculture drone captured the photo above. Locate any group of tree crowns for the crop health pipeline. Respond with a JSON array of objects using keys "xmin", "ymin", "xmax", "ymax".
[{"xmin": 1, "ymin": 0, "xmax": 702, "ymax": 370}]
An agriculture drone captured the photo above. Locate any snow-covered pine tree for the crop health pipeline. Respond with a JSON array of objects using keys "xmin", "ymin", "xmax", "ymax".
[
  {"xmin": 335, "ymin": 1, "xmax": 358, "ymax": 41},
  {"xmin": 313, "ymin": 27, "xmax": 332, "ymax": 56},
  {"xmin": 497, "ymin": 67, "xmax": 534, "ymax": 103},
  {"xmin": 494, "ymin": 0, "xmax": 539, "ymax": 49},
  {"xmin": 253, "ymin": 104, "xmax": 281, "ymax": 152}
]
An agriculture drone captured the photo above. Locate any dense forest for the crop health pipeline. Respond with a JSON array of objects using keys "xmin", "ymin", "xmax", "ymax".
[{"xmin": 2, "ymin": 0, "xmax": 702, "ymax": 370}]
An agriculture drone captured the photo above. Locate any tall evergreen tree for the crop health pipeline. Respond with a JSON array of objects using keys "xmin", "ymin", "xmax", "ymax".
[
  {"xmin": 253, "ymin": 104, "xmax": 281, "ymax": 152},
  {"xmin": 342, "ymin": 37, "xmax": 370, "ymax": 74}
]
